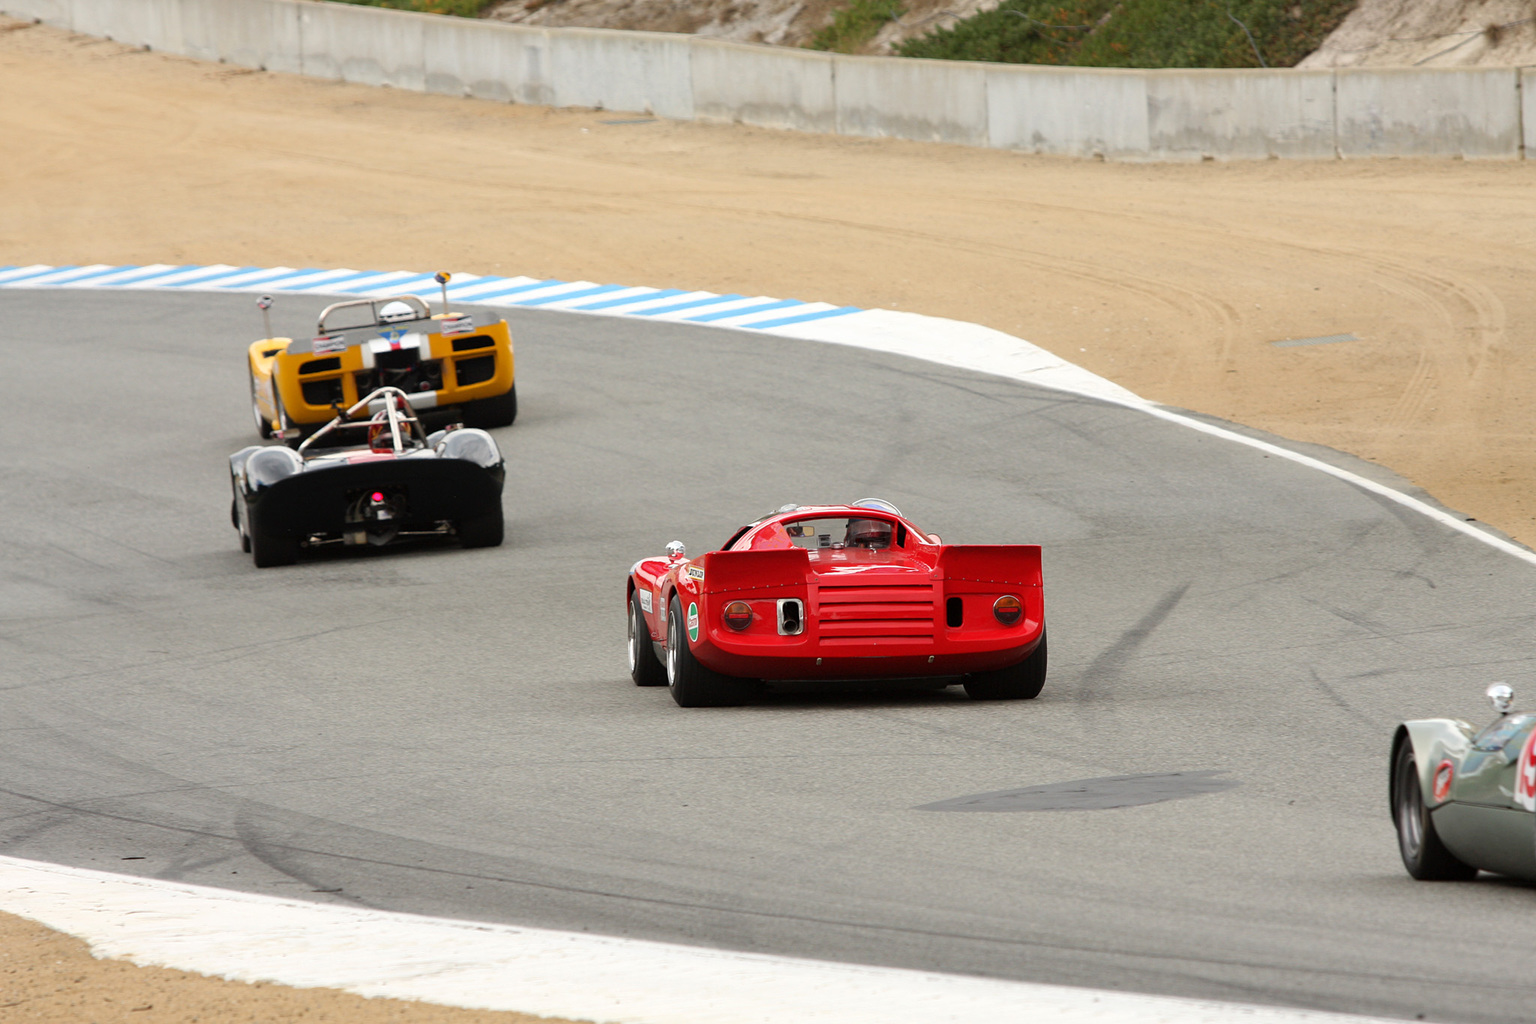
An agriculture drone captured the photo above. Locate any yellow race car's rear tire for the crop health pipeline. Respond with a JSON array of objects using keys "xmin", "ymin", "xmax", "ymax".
[
  {"xmin": 250, "ymin": 369, "xmax": 274, "ymax": 440},
  {"xmin": 464, "ymin": 385, "xmax": 517, "ymax": 429}
]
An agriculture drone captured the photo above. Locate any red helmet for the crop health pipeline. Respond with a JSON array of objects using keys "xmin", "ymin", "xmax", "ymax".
[{"xmin": 367, "ymin": 410, "xmax": 395, "ymax": 451}]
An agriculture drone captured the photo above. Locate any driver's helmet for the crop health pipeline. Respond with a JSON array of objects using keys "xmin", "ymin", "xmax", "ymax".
[
  {"xmin": 844, "ymin": 518, "xmax": 892, "ymax": 549},
  {"xmin": 367, "ymin": 410, "xmax": 396, "ymax": 451},
  {"xmin": 378, "ymin": 300, "xmax": 416, "ymax": 324}
]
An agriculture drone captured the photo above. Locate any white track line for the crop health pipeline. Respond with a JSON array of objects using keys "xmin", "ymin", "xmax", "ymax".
[{"xmin": 0, "ymin": 855, "xmax": 1396, "ymax": 1024}]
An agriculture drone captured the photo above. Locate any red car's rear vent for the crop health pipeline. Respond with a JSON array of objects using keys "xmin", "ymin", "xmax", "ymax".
[{"xmin": 815, "ymin": 584, "xmax": 936, "ymax": 645}]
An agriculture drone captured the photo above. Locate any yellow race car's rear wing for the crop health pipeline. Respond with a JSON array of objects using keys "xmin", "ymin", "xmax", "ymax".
[{"xmin": 247, "ymin": 291, "xmax": 517, "ymax": 440}]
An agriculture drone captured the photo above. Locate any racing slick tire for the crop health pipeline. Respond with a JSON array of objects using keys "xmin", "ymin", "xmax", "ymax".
[
  {"xmin": 628, "ymin": 592, "xmax": 667, "ymax": 687},
  {"xmin": 963, "ymin": 631, "xmax": 1048, "ymax": 700},
  {"xmin": 1393, "ymin": 739, "xmax": 1478, "ymax": 881},
  {"xmin": 250, "ymin": 369, "xmax": 274, "ymax": 440},
  {"xmin": 250, "ymin": 528, "xmax": 299, "ymax": 568},
  {"xmin": 465, "ymin": 385, "xmax": 517, "ymax": 429},
  {"xmin": 458, "ymin": 504, "xmax": 505, "ymax": 549},
  {"xmin": 231, "ymin": 498, "xmax": 251, "ymax": 553},
  {"xmin": 666, "ymin": 595, "xmax": 752, "ymax": 707}
]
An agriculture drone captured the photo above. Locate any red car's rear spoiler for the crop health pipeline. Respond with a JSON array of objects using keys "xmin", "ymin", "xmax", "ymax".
[
  {"xmin": 696, "ymin": 544, "xmax": 1041, "ymax": 591},
  {"xmin": 701, "ymin": 548, "xmax": 811, "ymax": 592},
  {"xmin": 936, "ymin": 545, "xmax": 1042, "ymax": 587}
]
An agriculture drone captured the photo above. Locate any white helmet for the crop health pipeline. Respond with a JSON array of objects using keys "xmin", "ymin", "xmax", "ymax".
[{"xmin": 378, "ymin": 300, "xmax": 416, "ymax": 324}]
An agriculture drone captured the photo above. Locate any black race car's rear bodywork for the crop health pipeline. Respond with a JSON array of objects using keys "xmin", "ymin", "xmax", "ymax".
[{"xmin": 230, "ymin": 387, "xmax": 505, "ymax": 567}]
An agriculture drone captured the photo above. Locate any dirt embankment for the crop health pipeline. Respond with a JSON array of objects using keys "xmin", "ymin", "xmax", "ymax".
[{"xmin": 1300, "ymin": 0, "xmax": 1536, "ymax": 65}]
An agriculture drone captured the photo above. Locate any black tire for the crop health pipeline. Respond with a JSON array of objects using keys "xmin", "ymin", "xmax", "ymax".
[
  {"xmin": 628, "ymin": 591, "xmax": 667, "ymax": 687},
  {"xmin": 231, "ymin": 497, "xmax": 251, "ymax": 553},
  {"xmin": 665, "ymin": 595, "xmax": 751, "ymax": 707},
  {"xmin": 250, "ymin": 528, "xmax": 299, "ymax": 568},
  {"xmin": 1393, "ymin": 740, "xmax": 1477, "ymax": 881},
  {"xmin": 465, "ymin": 385, "xmax": 517, "ymax": 429},
  {"xmin": 250, "ymin": 369, "xmax": 274, "ymax": 440},
  {"xmin": 458, "ymin": 504, "xmax": 505, "ymax": 549},
  {"xmin": 964, "ymin": 631, "xmax": 1048, "ymax": 700}
]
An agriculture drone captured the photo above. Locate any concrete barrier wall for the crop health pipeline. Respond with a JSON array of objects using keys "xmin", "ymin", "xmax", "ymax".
[
  {"xmin": 186, "ymin": 0, "xmax": 304, "ymax": 77},
  {"xmin": 834, "ymin": 55, "xmax": 988, "ymax": 146},
  {"xmin": 547, "ymin": 28, "xmax": 693, "ymax": 119},
  {"xmin": 1523, "ymin": 68, "xmax": 1536, "ymax": 163},
  {"xmin": 1145, "ymin": 69, "xmax": 1336, "ymax": 160},
  {"xmin": 691, "ymin": 39, "xmax": 835, "ymax": 134},
  {"xmin": 986, "ymin": 65, "xmax": 1148, "ymax": 159},
  {"xmin": 422, "ymin": 19, "xmax": 551, "ymax": 105},
  {"xmin": 1336, "ymin": 67, "xmax": 1522, "ymax": 158},
  {"xmin": 3, "ymin": 0, "xmax": 1529, "ymax": 162}
]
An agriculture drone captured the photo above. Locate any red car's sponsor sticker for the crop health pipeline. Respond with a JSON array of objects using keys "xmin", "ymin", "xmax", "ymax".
[
  {"xmin": 685, "ymin": 565, "xmax": 705, "ymax": 582},
  {"xmin": 1516, "ymin": 729, "xmax": 1536, "ymax": 811},
  {"xmin": 1433, "ymin": 760, "xmax": 1455, "ymax": 803},
  {"xmin": 687, "ymin": 603, "xmax": 699, "ymax": 643}
]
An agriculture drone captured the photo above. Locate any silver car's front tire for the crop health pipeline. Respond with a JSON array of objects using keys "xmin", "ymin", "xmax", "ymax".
[{"xmin": 1392, "ymin": 739, "xmax": 1476, "ymax": 881}]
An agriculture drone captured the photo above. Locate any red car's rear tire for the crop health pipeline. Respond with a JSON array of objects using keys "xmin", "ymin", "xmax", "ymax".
[
  {"xmin": 963, "ymin": 631, "xmax": 1047, "ymax": 700},
  {"xmin": 1393, "ymin": 739, "xmax": 1477, "ymax": 881},
  {"xmin": 666, "ymin": 596, "xmax": 752, "ymax": 707},
  {"xmin": 629, "ymin": 592, "xmax": 667, "ymax": 687}
]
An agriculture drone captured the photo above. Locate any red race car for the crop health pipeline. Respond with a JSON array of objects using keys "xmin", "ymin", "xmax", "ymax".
[{"xmin": 626, "ymin": 500, "xmax": 1046, "ymax": 707}]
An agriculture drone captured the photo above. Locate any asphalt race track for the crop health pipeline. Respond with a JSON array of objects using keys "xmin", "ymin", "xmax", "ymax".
[{"xmin": 4, "ymin": 289, "xmax": 1536, "ymax": 1024}]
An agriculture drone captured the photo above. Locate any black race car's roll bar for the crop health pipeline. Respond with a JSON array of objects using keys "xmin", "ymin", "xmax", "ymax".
[{"xmin": 297, "ymin": 386, "xmax": 429, "ymax": 456}]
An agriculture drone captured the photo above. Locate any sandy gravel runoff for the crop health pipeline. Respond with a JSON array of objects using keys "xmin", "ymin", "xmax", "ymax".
[{"xmin": 4, "ymin": 11, "xmax": 1536, "ymax": 1021}]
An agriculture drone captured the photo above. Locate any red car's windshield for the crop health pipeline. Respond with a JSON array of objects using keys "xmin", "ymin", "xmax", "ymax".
[{"xmin": 732, "ymin": 515, "xmax": 905, "ymax": 552}]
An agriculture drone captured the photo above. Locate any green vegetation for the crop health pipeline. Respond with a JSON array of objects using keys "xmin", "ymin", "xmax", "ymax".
[
  {"xmin": 810, "ymin": 0, "xmax": 906, "ymax": 53},
  {"xmin": 895, "ymin": 0, "xmax": 1357, "ymax": 68},
  {"xmin": 335, "ymin": 0, "xmax": 494, "ymax": 19}
]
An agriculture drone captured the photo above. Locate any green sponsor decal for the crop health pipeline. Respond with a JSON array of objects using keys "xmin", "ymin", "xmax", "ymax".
[{"xmin": 687, "ymin": 602, "xmax": 699, "ymax": 643}]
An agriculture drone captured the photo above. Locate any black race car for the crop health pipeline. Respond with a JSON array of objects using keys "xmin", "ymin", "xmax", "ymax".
[{"xmin": 230, "ymin": 386, "xmax": 505, "ymax": 567}]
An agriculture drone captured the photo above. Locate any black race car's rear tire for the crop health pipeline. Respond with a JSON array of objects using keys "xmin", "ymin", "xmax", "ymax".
[
  {"xmin": 963, "ymin": 631, "xmax": 1048, "ymax": 700},
  {"xmin": 231, "ymin": 498, "xmax": 251, "ymax": 553},
  {"xmin": 1393, "ymin": 739, "xmax": 1477, "ymax": 881},
  {"xmin": 459, "ymin": 504, "xmax": 504, "ymax": 549},
  {"xmin": 666, "ymin": 596, "xmax": 752, "ymax": 707},
  {"xmin": 465, "ymin": 385, "xmax": 517, "ymax": 429},
  {"xmin": 629, "ymin": 592, "xmax": 667, "ymax": 687},
  {"xmin": 250, "ymin": 529, "xmax": 299, "ymax": 568}
]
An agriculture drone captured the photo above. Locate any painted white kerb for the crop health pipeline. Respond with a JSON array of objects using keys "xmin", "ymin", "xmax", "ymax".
[{"xmin": 0, "ymin": 854, "xmax": 1399, "ymax": 1024}]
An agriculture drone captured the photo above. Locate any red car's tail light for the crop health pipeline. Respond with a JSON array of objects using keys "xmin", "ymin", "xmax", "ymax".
[
  {"xmin": 993, "ymin": 595, "xmax": 1023, "ymax": 626},
  {"xmin": 723, "ymin": 601, "xmax": 753, "ymax": 631}
]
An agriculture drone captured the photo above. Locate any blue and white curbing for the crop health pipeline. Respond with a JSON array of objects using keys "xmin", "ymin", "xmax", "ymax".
[
  {"xmin": 0, "ymin": 263, "xmax": 1529, "ymax": 1022},
  {"xmin": 7, "ymin": 262, "xmax": 1533, "ymax": 569}
]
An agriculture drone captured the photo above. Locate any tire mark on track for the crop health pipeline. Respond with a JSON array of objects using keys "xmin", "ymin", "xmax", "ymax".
[{"xmin": 1076, "ymin": 583, "xmax": 1192, "ymax": 712}]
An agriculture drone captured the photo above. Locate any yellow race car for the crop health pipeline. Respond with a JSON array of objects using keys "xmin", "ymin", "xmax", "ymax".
[{"xmin": 248, "ymin": 288, "xmax": 516, "ymax": 441}]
